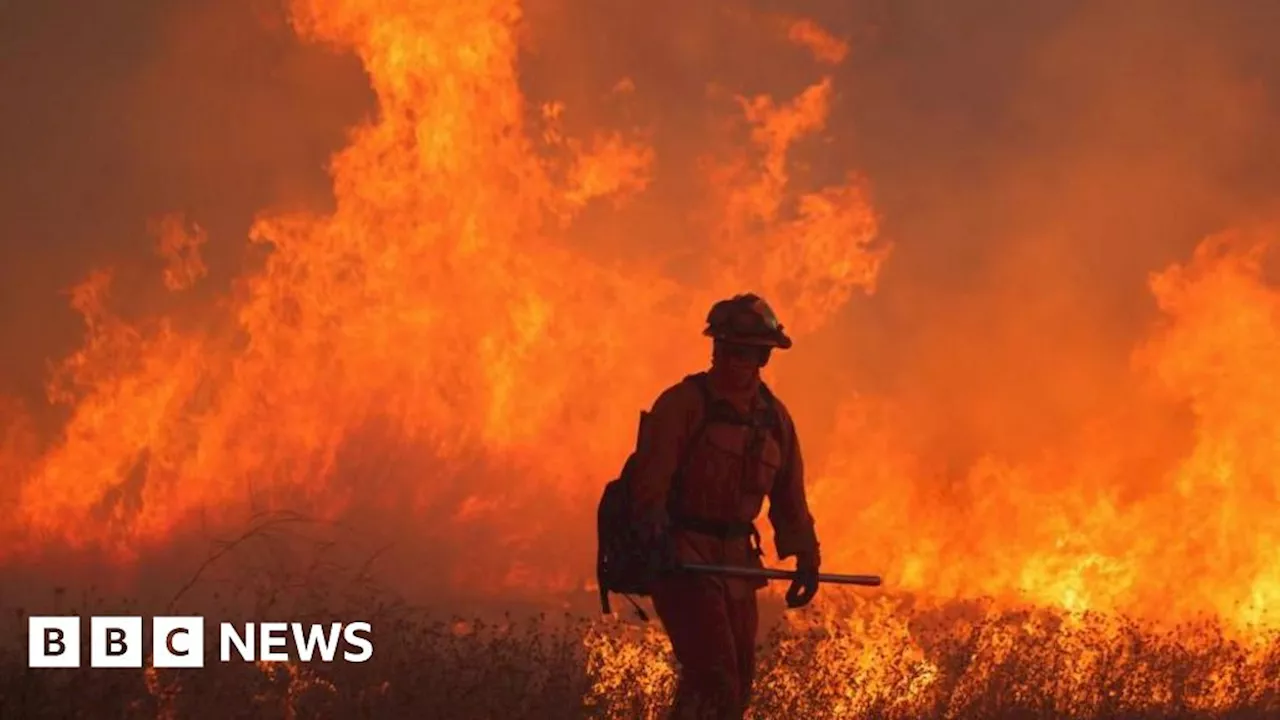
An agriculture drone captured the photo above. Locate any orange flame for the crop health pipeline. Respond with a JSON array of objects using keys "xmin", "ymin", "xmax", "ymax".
[
  {"xmin": 3, "ymin": 0, "xmax": 880, "ymax": 601},
  {"xmin": 152, "ymin": 213, "xmax": 209, "ymax": 293},
  {"xmin": 4, "ymin": 0, "xmax": 1280, "ymax": 659}
]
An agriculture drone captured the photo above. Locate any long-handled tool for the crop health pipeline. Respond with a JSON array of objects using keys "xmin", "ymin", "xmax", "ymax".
[{"xmin": 680, "ymin": 563, "xmax": 882, "ymax": 587}]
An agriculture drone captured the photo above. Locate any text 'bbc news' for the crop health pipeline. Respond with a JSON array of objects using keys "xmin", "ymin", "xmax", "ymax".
[{"xmin": 28, "ymin": 617, "xmax": 373, "ymax": 668}]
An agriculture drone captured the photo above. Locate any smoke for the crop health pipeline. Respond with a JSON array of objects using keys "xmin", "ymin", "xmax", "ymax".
[
  {"xmin": 0, "ymin": 0, "xmax": 372, "ymax": 433},
  {"xmin": 820, "ymin": 0, "xmax": 1280, "ymax": 468},
  {"xmin": 513, "ymin": 0, "xmax": 1280, "ymax": 467}
]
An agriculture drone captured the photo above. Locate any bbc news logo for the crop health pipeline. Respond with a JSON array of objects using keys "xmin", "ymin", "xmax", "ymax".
[{"xmin": 28, "ymin": 617, "xmax": 373, "ymax": 668}]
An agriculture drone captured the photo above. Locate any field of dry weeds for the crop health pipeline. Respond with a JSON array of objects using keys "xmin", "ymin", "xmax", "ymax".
[{"xmin": 5, "ymin": 586, "xmax": 1280, "ymax": 720}]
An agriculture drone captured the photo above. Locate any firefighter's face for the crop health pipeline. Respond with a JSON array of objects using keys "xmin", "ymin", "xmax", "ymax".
[{"xmin": 713, "ymin": 341, "xmax": 770, "ymax": 384}]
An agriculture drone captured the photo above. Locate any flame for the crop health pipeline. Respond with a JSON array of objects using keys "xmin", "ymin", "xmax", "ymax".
[
  {"xmin": 142, "ymin": 663, "xmax": 180, "ymax": 720},
  {"xmin": 6, "ymin": 0, "xmax": 1280, "ymax": 715},
  {"xmin": 809, "ymin": 225, "xmax": 1280, "ymax": 633},
  {"xmin": 151, "ymin": 213, "xmax": 209, "ymax": 293},
  {"xmin": 3, "ymin": 0, "xmax": 879, "ymax": 586},
  {"xmin": 787, "ymin": 19, "xmax": 850, "ymax": 66},
  {"xmin": 255, "ymin": 658, "xmax": 337, "ymax": 719}
]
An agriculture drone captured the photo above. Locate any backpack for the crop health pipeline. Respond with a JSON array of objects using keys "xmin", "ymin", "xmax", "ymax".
[{"xmin": 595, "ymin": 372, "xmax": 787, "ymax": 619}]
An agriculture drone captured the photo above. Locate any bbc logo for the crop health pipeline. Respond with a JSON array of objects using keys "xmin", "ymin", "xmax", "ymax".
[
  {"xmin": 29, "ymin": 616, "xmax": 204, "ymax": 668},
  {"xmin": 29, "ymin": 616, "xmax": 373, "ymax": 668}
]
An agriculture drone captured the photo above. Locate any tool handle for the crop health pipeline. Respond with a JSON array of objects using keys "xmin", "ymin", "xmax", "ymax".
[{"xmin": 679, "ymin": 563, "xmax": 882, "ymax": 587}]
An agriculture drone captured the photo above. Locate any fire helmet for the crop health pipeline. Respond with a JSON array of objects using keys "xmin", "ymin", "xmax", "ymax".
[{"xmin": 702, "ymin": 293, "xmax": 793, "ymax": 349}]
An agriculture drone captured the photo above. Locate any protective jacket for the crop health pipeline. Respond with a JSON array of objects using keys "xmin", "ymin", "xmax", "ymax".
[{"xmin": 628, "ymin": 372, "xmax": 820, "ymax": 598}]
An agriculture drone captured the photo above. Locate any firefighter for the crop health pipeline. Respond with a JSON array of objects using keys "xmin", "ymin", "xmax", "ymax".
[{"xmin": 628, "ymin": 293, "xmax": 821, "ymax": 720}]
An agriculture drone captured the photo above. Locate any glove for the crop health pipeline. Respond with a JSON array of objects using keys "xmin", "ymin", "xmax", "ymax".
[{"xmin": 785, "ymin": 550, "xmax": 820, "ymax": 609}]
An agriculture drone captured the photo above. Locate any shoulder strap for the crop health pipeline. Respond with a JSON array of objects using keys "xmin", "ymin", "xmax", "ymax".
[
  {"xmin": 667, "ymin": 373, "xmax": 714, "ymax": 516},
  {"xmin": 756, "ymin": 381, "xmax": 793, "ymax": 484},
  {"xmin": 757, "ymin": 381, "xmax": 781, "ymax": 434},
  {"xmin": 678, "ymin": 373, "xmax": 715, "ymax": 462}
]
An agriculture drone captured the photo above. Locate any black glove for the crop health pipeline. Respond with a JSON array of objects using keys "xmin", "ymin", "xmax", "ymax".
[{"xmin": 785, "ymin": 551, "xmax": 820, "ymax": 609}]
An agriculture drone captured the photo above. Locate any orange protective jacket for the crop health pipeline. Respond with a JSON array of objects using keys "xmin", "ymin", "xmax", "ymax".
[{"xmin": 627, "ymin": 373, "xmax": 820, "ymax": 598}]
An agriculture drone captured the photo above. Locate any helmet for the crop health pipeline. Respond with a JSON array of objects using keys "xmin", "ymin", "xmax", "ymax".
[{"xmin": 702, "ymin": 293, "xmax": 793, "ymax": 349}]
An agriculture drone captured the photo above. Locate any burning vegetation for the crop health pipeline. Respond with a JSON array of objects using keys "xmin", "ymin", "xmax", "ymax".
[{"xmin": 4, "ymin": 0, "xmax": 1280, "ymax": 717}]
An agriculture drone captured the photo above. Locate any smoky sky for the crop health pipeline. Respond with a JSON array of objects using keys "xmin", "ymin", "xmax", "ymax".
[
  {"xmin": 3, "ymin": 0, "xmax": 1280, "ymax": 467},
  {"xmin": 0, "ymin": 0, "xmax": 372, "ymax": 436}
]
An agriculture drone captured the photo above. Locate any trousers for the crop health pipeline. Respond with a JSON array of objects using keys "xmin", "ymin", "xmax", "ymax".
[{"xmin": 651, "ymin": 573, "xmax": 760, "ymax": 720}]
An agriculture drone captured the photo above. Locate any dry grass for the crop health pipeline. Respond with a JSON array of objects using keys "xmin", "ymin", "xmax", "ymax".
[
  {"xmin": 4, "ymin": 590, "xmax": 1280, "ymax": 719},
  {"xmin": 3, "ymin": 518, "xmax": 1277, "ymax": 718}
]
